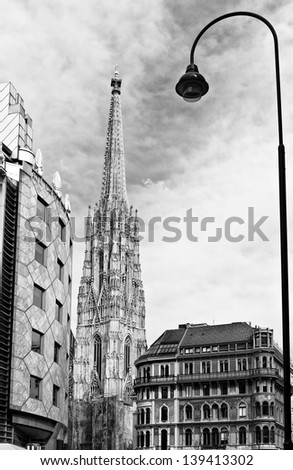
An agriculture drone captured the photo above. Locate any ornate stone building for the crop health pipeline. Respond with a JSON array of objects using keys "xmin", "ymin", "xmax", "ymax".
[
  {"xmin": 0, "ymin": 82, "xmax": 72, "ymax": 449},
  {"xmin": 70, "ymin": 69, "xmax": 147, "ymax": 450},
  {"xmin": 134, "ymin": 322, "xmax": 288, "ymax": 450}
]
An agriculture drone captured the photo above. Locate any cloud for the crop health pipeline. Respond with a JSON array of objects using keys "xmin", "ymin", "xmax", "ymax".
[{"xmin": 1, "ymin": 0, "xmax": 293, "ymax": 350}]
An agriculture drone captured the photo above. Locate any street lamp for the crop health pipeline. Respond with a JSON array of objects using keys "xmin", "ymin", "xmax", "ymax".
[{"xmin": 176, "ymin": 11, "xmax": 292, "ymax": 449}]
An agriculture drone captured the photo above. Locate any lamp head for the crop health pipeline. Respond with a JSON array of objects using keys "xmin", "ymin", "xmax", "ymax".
[{"xmin": 175, "ymin": 63, "xmax": 209, "ymax": 103}]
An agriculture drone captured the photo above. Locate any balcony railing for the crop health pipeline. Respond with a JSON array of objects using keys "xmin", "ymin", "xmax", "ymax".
[
  {"xmin": 134, "ymin": 375, "xmax": 176, "ymax": 386},
  {"xmin": 178, "ymin": 368, "xmax": 279, "ymax": 382},
  {"xmin": 134, "ymin": 368, "xmax": 280, "ymax": 386}
]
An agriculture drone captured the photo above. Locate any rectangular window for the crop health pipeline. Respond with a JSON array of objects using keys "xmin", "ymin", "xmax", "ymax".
[
  {"xmin": 37, "ymin": 196, "xmax": 48, "ymax": 222},
  {"xmin": 161, "ymin": 387, "xmax": 168, "ymax": 399},
  {"xmin": 54, "ymin": 342, "xmax": 61, "ymax": 364},
  {"xmin": 185, "ymin": 385, "xmax": 192, "ymax": 397},
  {"xmin": 33, "ymin": 284, "xmax": 44, "ymax": 309},
  {"xmin": 57, "ymin": 259, "xmax": 64, "ymax": 283},
  {"xmin": 53, "ymin": 385, "xmax": 60, "ymax": 407},
  {"xmin": 55, "ymin": 301, "xmax": 63, "ymax": 323},
  {"xmin": 219, "ymin": 344, "xmax": 229, "ymax": 352},
  {"xmin": 30, "ymin": 375, "xmax": 41, "ymax": 400},
  {"xmin": 239, "ymin": 381, "xmax": 246, "ymax": 394},
  {"xmin": 220, "ymin": 382, "xmax": 228, "ymax": 395},
  {"xmin": 59, "ymin": 218, "xmax": 66, "ymax": 242},
  {"xmin": 203, "ymin": 383, "xmax": 210, "ymax": 396},
  {"xmin": 35, "ymin": 240, "xmax": 46, "ymax": 265},
  {"xmin": 185, "ymin": 348, "xmax": 193, "ymax": 354},
  {"xmin": 31, "ymin": 330, "xmax": 43, "ymax": 354},
  {"xmin": 202, "ymin": 347, "xmax": 210, "ymax": 353}
]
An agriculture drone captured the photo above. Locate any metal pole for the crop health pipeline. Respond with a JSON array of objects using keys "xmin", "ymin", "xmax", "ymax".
[{"xmin": 188, "ymin": 11, "xmax": 292, "ymax": 448}]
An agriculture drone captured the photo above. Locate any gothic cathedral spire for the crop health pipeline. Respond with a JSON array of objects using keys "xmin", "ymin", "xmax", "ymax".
[
  {"xmin": 70, "ymin": 69, "xmax": 147, "ymax": 450},
  {"xmin": 100, "ymin": 66, "xmax": 128, "ymax": 209}
]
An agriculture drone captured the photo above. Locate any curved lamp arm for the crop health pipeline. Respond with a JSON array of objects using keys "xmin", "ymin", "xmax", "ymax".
[{"xmin": 189, "ymin": 11, "xmax": 283, "ymax": 146}]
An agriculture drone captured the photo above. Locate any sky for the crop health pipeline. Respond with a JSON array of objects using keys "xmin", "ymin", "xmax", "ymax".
[{"xmin": 1, "ymin": 0, "xmax": 293, "ymax": 350}]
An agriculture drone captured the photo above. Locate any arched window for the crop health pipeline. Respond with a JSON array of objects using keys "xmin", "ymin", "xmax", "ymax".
[
  {"xmin": 141, "ymin": 408, "xmax": 145, "ymax": 425},
  {"xmin": 203, "ymin": 404, "xmax": 210, "ymax": 420},
  {"xmin": 137, "ymin": 432, "xmax": 141, "ymax": 448},
  {"xmin": 239, "ymin": 402, "xmax": 247, "ymax": 418},
  {"xmin": 243, "ymin": 359, "xmax": 247, "ymax": 371},
  {"xmin": 161, "ymin": 406, "xmax": 168, "ymax": 422},
  {"xmin": 203, "ymin": 428, "xmax": 210, "ymax": 447},
  {"xmin": 212, "ymin": 403, "xmax": 219, "ymax": 420},
  {"xmin": 141, "ymin": 432, "xmax": 145, "ymax": 448},
  {"xmin": 270, "ymin": 426, "xmax": 275, "ymax": 444},
  {"xmin": 185, "ymin": 404, "xmax": 192, "ymax": 420},
  {"xmin": 161, "ymin": 429, "xmax": 168, "ymax": 450},
  {"xmin": 146, "ymin": 367, "xmax": 150, "ymax": 380},
  {"xmin": 255, "ymin": 426, "xmax": 261, "ymax": 444},
  {"xmin": 146, "ymin": 430, "xmax": 150, "ymax": 448},
  {"xmin": 220, "ymin": 427, "xmax": 228, "ymax": 445},
  {"xmin": 262, "ymin": 401, "xmax": 269, "ymax": 416},
  {"xmin": 263, "ymin": 426, "xmax": 269, "ymax": 444},
  {"xmin": 94, "ymin": 335, "xmax": 102, "ymax": 378},
  {"xmin": 189, "ymin": 363, "xmax": 193, "ymax": 374},
  {"xmin": 211, "ymin": 428, "xmax": 219, "ymax": 447},
  {"xmin": 161, "ymin": 365, "xmax": 165, "ymax": 377},
  {"xmin": 255, "ymin": 402, "xmax": 261, "ymax": 417},
  {"xmin": 221, "ymin": 403, "xmax": 228, "ymax": 419},
  {"xmin": 165, "ymin": 365, "xmax": 169, "ymax": 377},
  {"xmin": 270, "ymin": 402, "xmax": 275, "ymax": 416},
  {"xmin": 146, "ymin": 408, "xmax": 151, "ymax": 424},
  {"xmin": 203, "ymin": 361, "xmax": 211, "ymax": 373},
  {"xmin": 239, "ymin": 426, "xmax": 246, "ymax": 445},
  {"xmin": 185, "ymin": 428, "xmax": 192, "ymax": 446},
  {"xmin": 146, "ymin": 388, "xmax": 150, "ymax": 400},
  {"xmin": 256, "ymin": 357, "xmax": 259, "ymax": 368},
  {"xmin": 262, "ymin": 356, "xmax": 267, "ymax": 368},
  {"xmin": 124, "ymin": 336, "xmax": 131, "ymax": 376}
]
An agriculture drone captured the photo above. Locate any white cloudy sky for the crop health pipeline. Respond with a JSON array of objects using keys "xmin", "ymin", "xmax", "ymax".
[{"xmin": 1, "ymin": 0, "xmax": 293, "ymax": 349}]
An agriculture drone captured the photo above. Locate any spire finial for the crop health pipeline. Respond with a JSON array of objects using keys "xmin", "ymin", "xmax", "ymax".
[{"xmin": 111, "ymin": 65, "xmax": 122, "ymax": 94}]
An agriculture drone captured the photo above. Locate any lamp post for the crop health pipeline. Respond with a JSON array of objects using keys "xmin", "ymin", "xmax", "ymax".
[{"xmin": 175, "ymin": 11, "xmax": 292, "ymax": 449}]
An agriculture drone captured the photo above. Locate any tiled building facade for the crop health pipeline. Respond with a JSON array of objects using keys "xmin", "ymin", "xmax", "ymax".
[
  {"xmin": 134, "ymin": 322, "xmax": 287, "ymax": 450},
  {"xmin": 0, "ymin": 82, "xmax": 72, "ymax": 449}
]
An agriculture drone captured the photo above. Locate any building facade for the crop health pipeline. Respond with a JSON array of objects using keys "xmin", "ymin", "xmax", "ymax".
[
  {"xmin": 70, "ymin": 69, "xmax": 147, "ymax": 450},
  {"xmin": 134, "ymin": 322, "xmax": 287, "ymax": 450},
  {"xmin": 0, "ymin": 82, "xmax": 72, "ymax": 449}
]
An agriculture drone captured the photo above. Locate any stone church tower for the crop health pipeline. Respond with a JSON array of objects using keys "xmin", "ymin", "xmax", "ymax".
[{"xmin": 70, "ymin": 69, "xmax": 147, "ymax": 450}]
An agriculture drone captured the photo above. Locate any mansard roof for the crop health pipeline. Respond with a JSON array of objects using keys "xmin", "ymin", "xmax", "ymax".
[
  {"xmin": 136, "ymin": 321, "xmax": 256, "ymax": 362},
  {"xmin": 180, "ymin": 322, "xmax": 254, "ymax": 347}
]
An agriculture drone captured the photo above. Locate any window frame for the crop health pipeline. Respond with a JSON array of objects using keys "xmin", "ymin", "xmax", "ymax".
[
  {"xmin": 30, "ymin": 375, "xmax": 41, "ymax": 400},
  {"xmin": 53, "ymin": 384, "xmax": 60, "ymax": 407},
  {"xmin": 33, "ymin": 284, "xmax": 45, "ymax": 310},
  {"xmin": 31, "ymin": 329, "xmax": 43, "ymax": 355},
  {"xmin": 35, "ymin": 239, "xmax": 46, "ymax": 265},
  {"xmin": 54, "ymin": 341, "xmax": 61, "ymax": 364}
]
